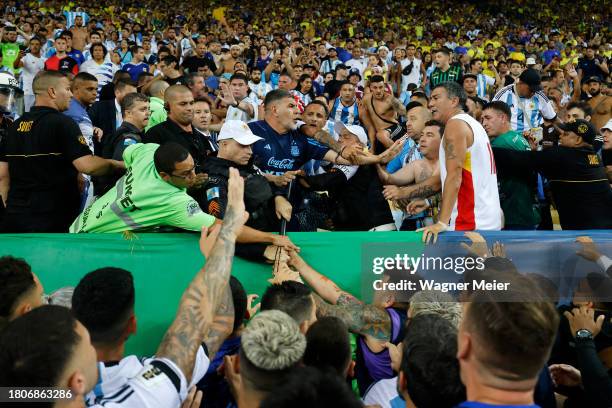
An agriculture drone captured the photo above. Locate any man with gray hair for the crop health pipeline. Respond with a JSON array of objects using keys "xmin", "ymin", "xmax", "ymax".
[
  {"xmin": 384, "ymin": 82, "xmax": 502, "ymax": 241},
  {"xmin": 223, "ymin": 310, "xmax": 306, "ymax": 407}
]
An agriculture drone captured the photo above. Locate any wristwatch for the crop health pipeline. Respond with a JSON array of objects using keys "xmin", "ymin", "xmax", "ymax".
[{"xmin": 575, "ymin": 329, "xmax": 594, "ymax": 341}]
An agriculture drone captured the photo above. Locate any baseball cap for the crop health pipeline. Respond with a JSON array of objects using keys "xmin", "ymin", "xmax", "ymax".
[
  {"xmin": 303, "ymin": 64, "xmax": 315, "ymax": 70},
  {"xmin": 378, "ymin": 45, "xmax": 389, "ymax": 53},
  {"xmin": 601, "ymin": 119, "xmax": 612, "ymax": 132},
  {"xmin": 585, "ymin": 76, "xmax": 602, "ymax": 84},
  {"xmin": 328, "ymin": 47, "xmax": 337, "ymax": 53},
  {"xmin": 525, "ymin": 57, "xmax": 537, "ymax": 65},
  {"xmin": 559, "ymin": 119, "xmax": 602, "ymax": 146},
  {"xmin": 334, "ymin": 121, "xmax": 368, "ymax": 146},
  {"xmin": 462, "ymin": 73, "xmax": 478, "ymax": 82},
  {"xmin": 218, "ymin": 120, "xmax": 263, "ymax": 145},
  {"xmin": 348, "ymin": 68, "xmax": 361, "ymax": 79},
  {"xmin": 518, "ymin": 68, "xmax": 542, "ymax": 91}
]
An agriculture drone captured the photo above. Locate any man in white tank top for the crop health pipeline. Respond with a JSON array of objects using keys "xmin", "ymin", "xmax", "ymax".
[{"xmin": 382, "ymin": 82, "xmax": 501, "ymax": 242}]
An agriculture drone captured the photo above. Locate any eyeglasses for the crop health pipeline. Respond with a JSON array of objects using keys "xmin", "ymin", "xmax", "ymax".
[{"xmin": 171, "ymin": 166, "xmax": 196, "ymax": 179}]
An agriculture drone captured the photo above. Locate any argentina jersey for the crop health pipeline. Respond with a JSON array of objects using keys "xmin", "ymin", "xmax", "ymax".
[
  {"xmin": 329, "ymin": 98, "xmax": 360, "ymax": 126},
  {"xmin": 249, "ymin": 120, "xmax": 330, "ymax": 175},
  {"xmin": 86, "ymin": 346, "xmax": 210, "ymax": 407},
  {"xmin": 493, "ymin": 84, "xmax": 557, "ymax": 132}
]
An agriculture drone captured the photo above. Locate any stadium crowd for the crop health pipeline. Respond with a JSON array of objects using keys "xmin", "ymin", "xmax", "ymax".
[{"xmin": 0, "ymin": 0, "xmax": 611, "ymax": 406}]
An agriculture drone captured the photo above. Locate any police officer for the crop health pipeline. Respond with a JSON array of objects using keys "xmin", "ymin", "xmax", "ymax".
[
  {"xmin": 0, "ymin": 72, "xmax": 21, "ymax": 218},
  {"xmin": 203, "ymin": 120, "xmax": 293, "ymax": 260},
  {"xmin": 493, "ymin": 119, "xmax": 612, "ymax": 230},
  {"xmin": 0, "ymin": 71, "xmax": 124, "ymax": 232}
]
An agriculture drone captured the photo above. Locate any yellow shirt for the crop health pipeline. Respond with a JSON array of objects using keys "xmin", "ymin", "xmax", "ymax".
[{"xmin": 509, "ymin": 52, "xmax": 526, "ymax": 62}]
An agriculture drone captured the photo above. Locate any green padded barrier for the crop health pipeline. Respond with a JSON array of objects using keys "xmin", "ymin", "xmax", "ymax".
[{"xmin": 0, "ymin": 232, "xmax": 422, "ymax": 356}]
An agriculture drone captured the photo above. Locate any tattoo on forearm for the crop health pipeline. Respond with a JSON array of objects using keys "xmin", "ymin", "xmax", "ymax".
[
  {"xmin": 203, "ymin": 285, "xmax": 235, "ymax": 359},
  {"xmin": 313, "ymin": 294, "xmax": 391, "ymax": 340},
  {"xmin": 156, "ymin": 209, "xmax": 238, "ymax": 381},
  {"xmin": 336, "ymin": 292, "xmax": 362, "ymax": 306},
  {"xmin": 404, "ymin": 184, "xmax": 438, "ymax": 200},
  {"xmin": 313, "ymin": 129, "xmax": 342, "ymax": 152}
]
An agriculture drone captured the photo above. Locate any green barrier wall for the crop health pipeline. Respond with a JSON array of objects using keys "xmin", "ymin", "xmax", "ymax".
[{"xmin": 1, "ymin": 232, "xmax": 422, "ymax": 356}]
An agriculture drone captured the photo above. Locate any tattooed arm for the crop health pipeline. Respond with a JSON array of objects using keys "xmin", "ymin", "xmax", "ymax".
[
  {"xmin": 288, "ymin": 250, "xmax": 358, "ymax": 305},
  {"xmin": 156, "ymin": 168, "xmax": 247, "ymax": 381},
  {"xmin": 390, "ymin": 96, "xmax": 407, "ymax": 117},
  {"xmin": 436, "ymin": 119, "xmax": 468, "ymax": 225},
  {"xmin": 202, "ymin": 285, "xmax": 235, "ymax": 359},
  {"xmin": 313, "ymin": 293, "xmax": 392, "ymax": 340},
  {"xmin": 382, "ymin": 166, "xmax": 441, "ymax": 201}
]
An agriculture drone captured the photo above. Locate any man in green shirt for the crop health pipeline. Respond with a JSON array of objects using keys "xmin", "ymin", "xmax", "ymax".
[
  {"xmin": 481, "ymin": 101, "xmax": 540, "ymax": 229},
  {"xmin": 145, "ymin": 80, "xmax": 169, "ymax": 131},
  {"xmin": 428, "ymin": 47, "xmax": 462, "ymax": 89},
  {"xmin": 1, "ymin": 27, "xmax": 20, "ymax": 75},
  {"xmin": 70, "ymin": 142, "xmax": 298, "ymax": 251}
]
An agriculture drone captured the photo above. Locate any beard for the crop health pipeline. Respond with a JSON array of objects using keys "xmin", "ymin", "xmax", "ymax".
[{"xmin": 590, "ymin": 89, "xmax": 600, "ymax": 97}]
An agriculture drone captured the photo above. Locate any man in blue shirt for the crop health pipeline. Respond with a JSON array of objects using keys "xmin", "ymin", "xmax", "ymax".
[
  {"xmin": 455, "ymin": 273, "xmax": 559, "ymax": 408},
  {"xmin": 542, "ymin": 41, "xmax": 561, "ymax": 66},
  {"xmin": 123, "ymin": 46, "xmax": 150, "ymax": 82},
  {"xmin": 63, "ymin": 72, "xmax": 102, "ymax": 208},
  {"xmin": 249, "ymin": 89, "xmax": 402, "ymax": 179}
]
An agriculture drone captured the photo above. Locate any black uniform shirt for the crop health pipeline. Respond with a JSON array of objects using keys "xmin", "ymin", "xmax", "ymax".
[
  {"xmin": 143, "ymin": 118, "xmax": 211, "ymax": 174},
  {"xmin": 0, "ymin": 106, "xmax": 90, "ymax": 199},
  {"xmin": 493, "ymin": 145, "xmax": 612, "ymax": 230}
]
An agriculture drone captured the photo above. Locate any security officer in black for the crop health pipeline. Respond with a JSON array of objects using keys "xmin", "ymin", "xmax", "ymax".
[
  {"xmin": 202, "ymin": 120, "xmax": 288, "ymax": 230},
  {"xmin": 493, "ymin": 119, "xmax": 612, "ymax": 230},
  {"xmin": 143, "ymin": 85, "xmax": 212, "ymax": 174},
  {"xmin": 0, "ymin": 71, "xmax": 123, "ymax": 232},
  {"xmin": 202, "ymin": 121, "xmax": 290, "ymax": 260}
]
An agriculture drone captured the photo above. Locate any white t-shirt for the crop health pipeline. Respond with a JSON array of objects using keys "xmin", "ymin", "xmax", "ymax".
[
  {"xmin": 362, "ymin": 377, "xmax": 399, "ymax": 408},
  {"xmin": 86, "ymin": 345, "xmax": 209, "ymax": 407},
  {"xmin": 345, "ymin": 57, "xmax": 367, "ymax": 76},
  {"xmin": 439, "ymin": 113, "xmax": 502, "ymax": 231},
  {"xmin": 20, "ymin": 53, "xmax": 46, "ymax": 95},
  {"xmin": 400, "ymin": 57, "xmax": 422, "ymax": 90},
  {"xmin": 226, "ymin": 96, "xmax": 259, "ymax": 123}
]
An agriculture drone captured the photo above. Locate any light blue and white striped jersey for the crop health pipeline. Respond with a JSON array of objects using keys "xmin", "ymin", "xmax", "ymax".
[
  {"xmin": 329, "ymin": 98, "xmax": 360, "ymax": 126},
  {"xmin": 476, "ymin": 73, "xmax": 495, "ymax": 100},
  {"xmin": 320, "ymin": 58, "xmax": 342, "ymax": 74},
  {"xmin": 493, "ymin": 84, "xmax": 557, "ymax": 132},
  {"xmin": 63, "ymin": 11, "xmax": 89, "ymax": 28}
]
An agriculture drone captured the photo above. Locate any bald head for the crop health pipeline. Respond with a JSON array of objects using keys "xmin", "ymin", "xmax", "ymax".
[
  {"xmin": 149, "ymin": 80, "xmax": 169, "ymax": 98},
  {"xmin": 406, "ymin": 105, "xmax": 432, "ymax": 140},
  {"xmin": 164, "ymin": 84, "xmax": 192, "ymax": 104}
]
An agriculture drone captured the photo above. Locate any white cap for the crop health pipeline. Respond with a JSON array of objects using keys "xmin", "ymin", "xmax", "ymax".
[
  {"xmin": 601, "ymin": 118, "xmax": 612, "ymax": 132},
  {"xmin": 334, "ymin": 121, "xmax": 368, "ymax": 146},
  {"xmin": 526, "ymin": 57, "xmax": 536, "ymax": 65},
  {"xmin": 218, "ymin": 120, "xmax": 263, "ymax": 145},
  {"xmin": 378, "ymin": 45, "xmax": 389, "ymax": 52}
]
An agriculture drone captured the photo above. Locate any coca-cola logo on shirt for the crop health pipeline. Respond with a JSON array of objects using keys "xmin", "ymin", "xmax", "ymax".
[{"xmin": 267, "ymin": 157, "xmax": 295, "ymax": 170}]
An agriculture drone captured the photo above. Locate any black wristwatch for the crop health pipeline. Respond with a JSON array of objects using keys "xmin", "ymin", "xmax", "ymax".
[{"xmin": 575, "ymin": 328, "xmax": 594, "ymax": 341}]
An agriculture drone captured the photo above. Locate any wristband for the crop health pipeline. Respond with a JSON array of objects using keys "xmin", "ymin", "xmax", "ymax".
[
  {"xmin": 338, "ymin": 146, "xmax": 347, "ymax": 159},
  {"xmin": 437, "ymin": 221, "xmax": 449, "ymax": 231}
]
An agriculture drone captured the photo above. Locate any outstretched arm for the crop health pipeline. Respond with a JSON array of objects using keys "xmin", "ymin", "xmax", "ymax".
[
  {"xmin": 288, "ymin": 251, "xmax": 391, "ymax": 340},
  {"xmin": 156, "ymin": 168, "xmax": 246, "ymax": 381},
  {"xmin": 288, "ymin": 250, "xmax": 357, "ymax": 305}
]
